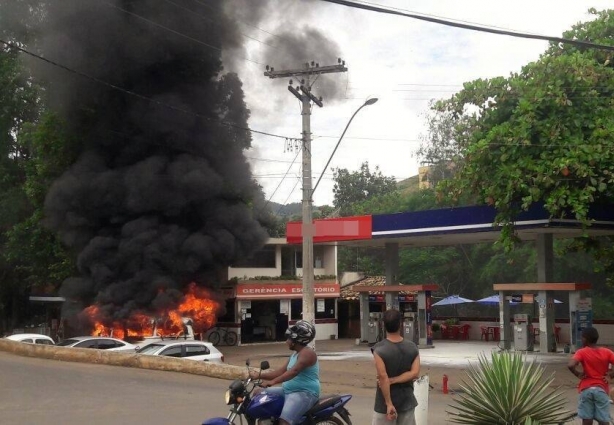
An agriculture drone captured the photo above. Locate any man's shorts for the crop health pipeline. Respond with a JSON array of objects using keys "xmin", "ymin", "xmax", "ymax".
[
  {"xmin": 262, "ymin": 387, "xmax": 319, "ymax": 425},
  {"xmin": 372, "ymin": 408, "xmax": 416, "ymax": 425},
  {"xmin": 578, "ymin": 387, "xmax": 611, "ymax": 422}
]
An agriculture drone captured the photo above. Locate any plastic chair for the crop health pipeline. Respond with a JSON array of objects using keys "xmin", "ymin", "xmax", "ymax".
[
  {"xmin": 458, "ymin": 324, "xmax": 471, "ymax": 340},
  {"xmin": 492, "ymin": 326, "xmax": 500, "ymax": 341},
  {"xmin": 480, "ymin": 326, "xmax": 489, "ymax": 341},
  {"xmin": 553, "ymin": 326, "xmax": 561, "ymax": 343},
  {"xmin": 451, "ymin": 325, "xmax": 461, "ymax": 339},
  {"xmin": 440, "ymin": 324, "xmax": 450, "ymax": 339}
]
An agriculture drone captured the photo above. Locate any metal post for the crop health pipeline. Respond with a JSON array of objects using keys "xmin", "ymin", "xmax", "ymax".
[
  {"xmin": 264, "ymin": 61, "xmax": 348, "ymax": 348},
  {"xmin": 301, "ymin": 75, "xmax": 315, "ymax": 336}
]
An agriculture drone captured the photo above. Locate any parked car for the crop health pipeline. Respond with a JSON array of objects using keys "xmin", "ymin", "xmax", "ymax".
[
  {"xmin": 56, "ymin": 336, "xmax": 137, "ymax": 352},
  {"xmin": 5, "ymin": 333, "xmax": 55, "ymax": 345},
  {"xmin": 136, "ymin": 340, "xmax": 223, "ymax": 363}
]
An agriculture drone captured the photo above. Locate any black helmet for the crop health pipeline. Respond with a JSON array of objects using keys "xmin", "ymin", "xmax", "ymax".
[{"xmin": 285, "ymin": 320, "xmax": 316, "ymax": 345}]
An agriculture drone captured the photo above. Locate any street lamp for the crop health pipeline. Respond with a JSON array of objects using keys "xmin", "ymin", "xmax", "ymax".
[
  {"xmin": 302, "ymin": 97, "xmax": 378, "ymax": 348},
  {"xmin": 312, "ymin": 98, "xmax": 379, "ymax": 195}
]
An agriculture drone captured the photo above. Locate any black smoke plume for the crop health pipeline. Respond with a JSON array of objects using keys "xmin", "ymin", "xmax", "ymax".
[
  {"xmin": 19, "ymin": 0, "xmax": 269, "ymax": 324},
  {"xmin": 223, "ymin": 0, "xmax": 345, "ymax": 102},
  {"xmin": 262, "ymin": 27, "xmax": 344, "ymax": 102}
]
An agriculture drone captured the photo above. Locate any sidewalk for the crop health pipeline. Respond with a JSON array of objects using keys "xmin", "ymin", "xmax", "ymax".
[{"xmin": 221, "ymin": 338, "xmax": 572, "ymax": 368}]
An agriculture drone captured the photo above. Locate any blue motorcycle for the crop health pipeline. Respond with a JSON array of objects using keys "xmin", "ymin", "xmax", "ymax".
[{"xmin": 203, "ymin": 360, "xmax": 353, "ymax": 425}]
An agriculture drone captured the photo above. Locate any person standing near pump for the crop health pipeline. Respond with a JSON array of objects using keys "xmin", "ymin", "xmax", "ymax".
[
  {"xmin": 248, "ymin": 320, "xmax": 319, "ymax": 425},
  {"xmin": 568, "ymin": 326, "xmax": 614, "ymax": 425},
  {"xmin": 371, "ymin": 309, "xmax": 421, "ymax": 425}
]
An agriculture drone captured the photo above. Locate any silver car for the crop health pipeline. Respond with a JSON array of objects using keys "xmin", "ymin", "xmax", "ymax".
[
  {"xmin": 5, "ymin": 333, "xmax": 55, "ymax": 345},
  {"xmin": 136, "ymin": 340, "xmax": 224, "ymax": 363},
  {"xmin": 56, "ymin": 336, "xmax": 137, "ymax": 352}
]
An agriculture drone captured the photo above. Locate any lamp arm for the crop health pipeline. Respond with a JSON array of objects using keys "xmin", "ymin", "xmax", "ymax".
[{"xmin": 312, "ymin": 104, "xmax": 365, "ymax": 197}]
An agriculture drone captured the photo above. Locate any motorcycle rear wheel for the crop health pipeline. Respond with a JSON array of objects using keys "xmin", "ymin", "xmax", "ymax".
[{"xmin": 314, "ymin": 416, "xmax": 343, "ymax": 425}]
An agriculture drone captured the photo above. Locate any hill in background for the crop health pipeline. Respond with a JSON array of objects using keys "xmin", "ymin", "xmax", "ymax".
[
  {"xmin": 268, "ymin": 174, "xmax": 420, "ymax": 217},
  {"xmin": 397, "ymin": 175, "xmax": 420, "ymax": 195}
]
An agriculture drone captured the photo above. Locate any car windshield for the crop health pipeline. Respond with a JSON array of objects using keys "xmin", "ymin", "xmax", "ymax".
[
  {"xmin": 136, "ymin": 343, "xmax": 164, "ymax": 354},
  {"xmin": 56, "ymin": 339, "xmax": 80, "ymax": 346}
]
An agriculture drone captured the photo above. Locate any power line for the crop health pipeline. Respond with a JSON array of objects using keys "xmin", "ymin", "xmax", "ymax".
[
  {"xmin": 319, "ymin": 0, "xmax": 614, "ymax": 52},
  {"xmin": 350, "ymin": 82, "xmax": 614, "ymax": 91},
  {"xmin": 245, "ymin": 156, "xmax": 297, "ymax": 164},
  {"xmin": 276, "ymin": 177, "xmax": 302, "ymax": 215},
  {"xmin": 160, "ymin": 0, "xmax": 276, "ymax": 48},
  {"xmin": 316, "ymin": 135, "xmax": 421, "ymax": 142},
  {"xmin": 343, "ymin": 0, "xmax": 547, "ymax": 36},
  {"xmin": 260, "ymin": 148, "xmax": 302, "ymax": 212},
  {"xmin": 98, "ymin": 0, "xmax": 263, "ymax": 65},
  {"xmin": 189, "ymin": 0, "xmax": 283, "ymax": 40},
  {"xmin": 0, "ymin": 39, "xmax": 299, "ymax": 142}
]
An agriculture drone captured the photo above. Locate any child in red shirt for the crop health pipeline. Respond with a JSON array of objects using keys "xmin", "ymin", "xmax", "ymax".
[{"xmin": 568, "ymin": 327, "xmax": 614, "ymax": 425}]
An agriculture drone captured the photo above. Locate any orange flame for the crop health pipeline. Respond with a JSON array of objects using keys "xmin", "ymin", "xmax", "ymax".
[{"xmin": 83, "ymin": 282, "xmax": 222, "ymax": 340}]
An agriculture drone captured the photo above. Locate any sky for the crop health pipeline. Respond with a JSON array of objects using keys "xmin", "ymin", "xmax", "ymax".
[{"xmin": 226, "ymin": 1, "xmax": 612, "ymax": 208}]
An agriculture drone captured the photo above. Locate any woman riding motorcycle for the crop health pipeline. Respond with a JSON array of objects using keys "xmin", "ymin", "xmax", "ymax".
[{"xmin": 248, "ymin": 320, "xmax": 319, "ymax": 425}]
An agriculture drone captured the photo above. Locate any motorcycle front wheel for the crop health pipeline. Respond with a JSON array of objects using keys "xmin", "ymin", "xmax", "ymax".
[{"xmin": 314, "ymin": 416, "xmax": 343, "ymax": 425}]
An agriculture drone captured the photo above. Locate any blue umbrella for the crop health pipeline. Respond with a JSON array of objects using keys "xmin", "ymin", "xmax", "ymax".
[
  {"xmin": 476, "ymin": 295, "xmax": 519, "ymax": 305},
  {"xmin": 432, "ymin": 295, "xmax": 474, "ymax": 306},
  {"xmin": 535, "ymin": 298, "xmax": 563, "ymax": 304}
]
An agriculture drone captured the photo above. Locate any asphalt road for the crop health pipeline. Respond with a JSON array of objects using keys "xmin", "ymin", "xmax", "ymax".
[
  {"xmin": 0, "ymin": 351, "xmax": 374, "ymax": 425},
  {"xmin": 0, "ymin": 348, "xmax": 584, "ymax": 424}
]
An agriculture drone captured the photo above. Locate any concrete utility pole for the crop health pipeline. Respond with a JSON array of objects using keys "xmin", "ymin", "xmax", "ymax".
[{"xmin": 264, "ymin": 61, "xmax": 347, "ymax": 344}]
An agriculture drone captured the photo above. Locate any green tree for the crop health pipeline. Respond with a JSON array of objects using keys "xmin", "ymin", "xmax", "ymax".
[
  {"xmin": 416, "ymin": 100, "xmax": 468, "ymax": 188},
  {"xmin": 0, "ymin": 46, "xmax": 40, "ymax": 331},
  {"xmin": 332, "ymin": 161, "xmax": 396, "ymax": 216},
  {"xmin": 5, "ymin": 113, "xmax": 78, "ymax": 289},
  {"xmin": 434, "ymin": 9, "xmax": 614, "ymax": 252}
]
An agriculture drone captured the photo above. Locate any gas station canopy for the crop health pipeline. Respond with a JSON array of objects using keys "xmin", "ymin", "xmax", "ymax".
[{"xmin": 287, "ymin": 203, "xmax": 614, "ymax": 247}]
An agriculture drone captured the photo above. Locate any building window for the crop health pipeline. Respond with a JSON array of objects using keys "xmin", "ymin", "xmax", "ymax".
[
  {"xmin": 295, "ymin": 246, "xmax": 325, "ymax": 269},
  {"xmin": 290, "ymin": 298, "xmax": 335, "ymax": 320},
  {"xmin": 232, "ymin": 246, "xmax": 276, "ymax": 268}
]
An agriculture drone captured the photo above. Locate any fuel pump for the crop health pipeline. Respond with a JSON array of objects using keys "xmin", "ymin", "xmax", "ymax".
[
  {"xmin": 513, "ymin": 314, "xmax": 534, "ymax": 351},
  {"xmin": 368, "ymin": 312, "xmax": 383, "ymax": 344},
  {"xmin": 403, "ymin": 312, "xmax": 419, "ymax": 344}
]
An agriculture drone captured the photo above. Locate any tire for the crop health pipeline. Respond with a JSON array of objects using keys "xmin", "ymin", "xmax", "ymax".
[
  {"xmin": 208, "ymin": 331, "xmax": 221, "ymax": 346},
  {"xmin": 314, "ymin": 416, "xmax": 343, "ymax": 425},
  {"xmin": 225, "ymin": 331, "xmax": 238, "ymax": 346}
]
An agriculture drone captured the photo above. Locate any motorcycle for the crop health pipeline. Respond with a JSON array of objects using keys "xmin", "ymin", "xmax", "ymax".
[{"xmin": 203, "ymin": 359, "xmax": 353, "ymax": 425}]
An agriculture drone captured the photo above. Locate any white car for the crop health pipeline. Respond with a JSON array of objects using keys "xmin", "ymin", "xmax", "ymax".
[
  {"xmin": 56, "ymin": 336, "xmax": 137, "ymax": 352},
  {"xmin": 136, "ymin": 340, "xmax": 224, "ymax": 363},
  {"xmin": 5, "ymin": 333, "xmax": 55, "ymax": 345}
]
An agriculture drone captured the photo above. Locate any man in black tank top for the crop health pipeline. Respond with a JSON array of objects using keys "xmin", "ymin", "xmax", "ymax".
[{"xmin": 371, "ymin": 309, "xmax": 420, "ymax": 425}]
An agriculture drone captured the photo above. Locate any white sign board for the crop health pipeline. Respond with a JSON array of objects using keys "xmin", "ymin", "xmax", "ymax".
[{"xmin": 317, "ymin": 299, "xmax": 325, "ymax": 313}]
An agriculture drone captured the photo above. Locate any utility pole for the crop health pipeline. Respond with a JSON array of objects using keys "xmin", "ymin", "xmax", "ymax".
[{"xmin": 265, "ymin": 60, "xmax": 347, "ymax": 345}]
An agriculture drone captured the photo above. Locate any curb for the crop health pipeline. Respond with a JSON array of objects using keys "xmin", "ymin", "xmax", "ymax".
[{"xmin": 0, "ymin": 339, "xmax": 246, "ymax": 380}]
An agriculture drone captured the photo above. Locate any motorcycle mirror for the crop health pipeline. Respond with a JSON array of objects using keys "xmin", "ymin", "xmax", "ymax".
[{"xmin": 260, "ymin": 361, "xmax": 270, "ymax": 370}]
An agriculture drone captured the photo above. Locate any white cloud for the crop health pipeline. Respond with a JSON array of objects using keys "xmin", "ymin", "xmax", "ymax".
[{"xmin": 231, "ymin": 0, "xmax": 611, "ymax": 206}]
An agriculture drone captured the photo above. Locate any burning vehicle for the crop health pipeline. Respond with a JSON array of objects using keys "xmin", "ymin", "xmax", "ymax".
[{"xmin": 81, "ymin": 282, "xmax": 223, "ymax": 345}]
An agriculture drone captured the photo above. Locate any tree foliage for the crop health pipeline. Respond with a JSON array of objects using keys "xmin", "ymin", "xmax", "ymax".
[
  {"xmin": 431, "ymin": 9, "xmax": 614, "ymax": 251},
  {"xmin": 332, "ymin": 161, "xmax": 396, "ymax": 216},
  {"xmin": 416, "ymin": 101, "xmax": 467, "ymax": 188},
  {"xmin": 5, "ymin": 113, "xmax": 78, "ymax": 287}
]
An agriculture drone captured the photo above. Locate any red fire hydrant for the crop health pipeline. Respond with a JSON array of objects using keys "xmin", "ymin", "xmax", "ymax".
[{"xmin": 442, "ymin": 374, "xmax": 449, "ymax": 394}]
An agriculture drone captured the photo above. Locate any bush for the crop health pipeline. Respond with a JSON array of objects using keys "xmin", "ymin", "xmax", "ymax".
[
  {"xmin": 431, "ymin": 323, "xmax": 441, "ymax": 332},
  {"xmin": 447, "ymin": 351, "xmax": 573, "ymax": 424}
]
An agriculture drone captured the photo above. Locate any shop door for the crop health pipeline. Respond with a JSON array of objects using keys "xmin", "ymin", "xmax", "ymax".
[
  {"xmin": 275, "ymin": 313, "xmax": 289, "ymax": 341},
  {"xmin": 241, "ymin": 315, "xmax": 254, "ymax": 344}
]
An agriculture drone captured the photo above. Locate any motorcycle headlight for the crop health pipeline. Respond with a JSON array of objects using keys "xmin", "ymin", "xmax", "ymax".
[
  {"xmin": 224, "ymin": 379, "xmax": 245, "ymax": 405},
  {"xmin": 224, "ymin": 389, "xmax": 233, "ymax": 405}
]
